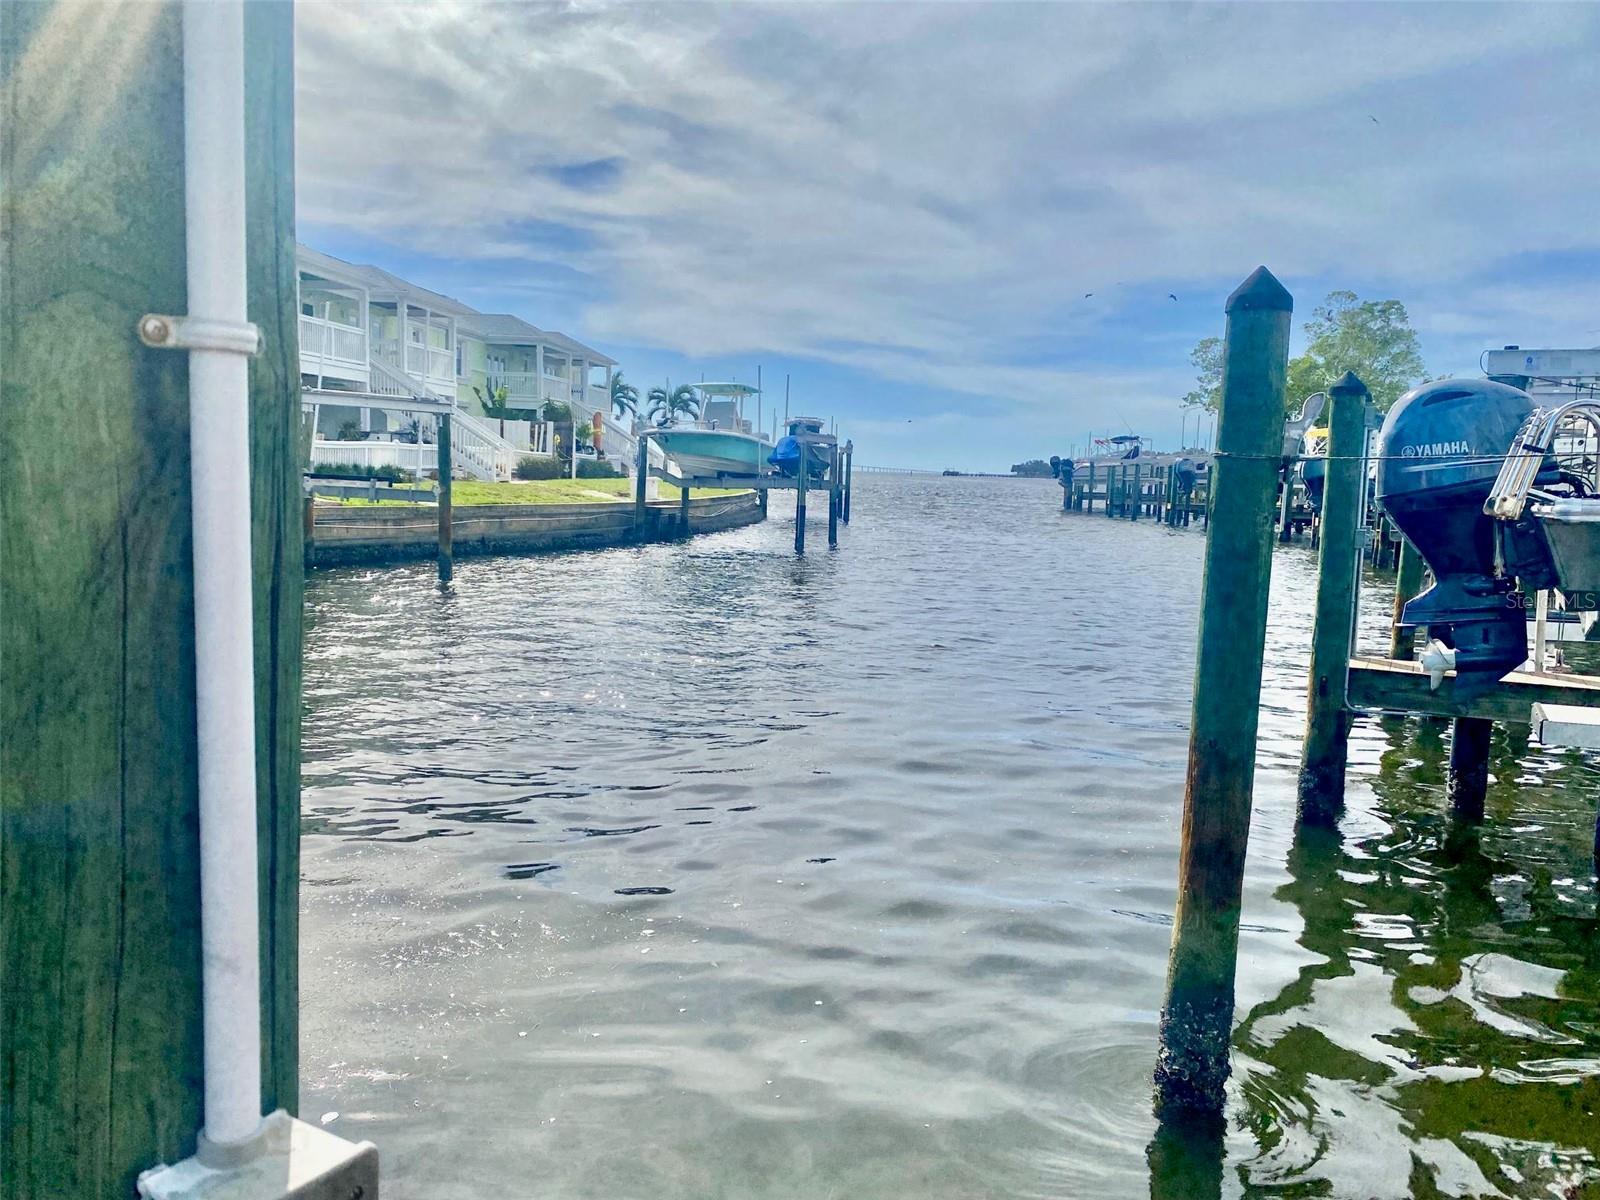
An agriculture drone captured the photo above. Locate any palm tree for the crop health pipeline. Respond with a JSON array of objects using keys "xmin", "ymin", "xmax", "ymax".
[
  {"xmin": 610, "ymin": 371, "xmax": 640, "ymax": 419},
  {"xmin": 647, "ymin": 384, "xmax": 699, "ymax": 428}
]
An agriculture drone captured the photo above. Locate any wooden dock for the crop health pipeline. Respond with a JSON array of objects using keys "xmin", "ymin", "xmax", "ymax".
[
  {"xmin": 636, "ymin": 431, "xmax": 853, "ymax": 553},
  {"xmin": 1347, "ymin": 655, "xmax": 1600, "ymax": 722}
]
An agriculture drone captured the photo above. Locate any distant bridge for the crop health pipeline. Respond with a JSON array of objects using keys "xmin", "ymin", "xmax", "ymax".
[{"xmin": 855, "ymin": 465, "xmax": 1030, "ymax": 478}]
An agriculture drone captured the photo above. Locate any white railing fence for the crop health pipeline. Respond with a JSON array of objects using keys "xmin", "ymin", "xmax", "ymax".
[
  {"xmin": 310, "ymin": 438, "xmax": 433, "ymax": 477},
  {"xmin": 486, "ymin": 417, "xmax": 556, "ymax": 456}
]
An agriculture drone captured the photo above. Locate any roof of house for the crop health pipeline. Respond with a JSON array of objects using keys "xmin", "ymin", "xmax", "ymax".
[{"xmin": 297, "ymin": 243, "xmax": 616, "ymax": 366}]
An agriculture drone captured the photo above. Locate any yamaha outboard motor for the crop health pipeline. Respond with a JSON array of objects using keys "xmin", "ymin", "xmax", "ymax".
[
  {"xmin": 1173, "ymin": 457, "xmax": 1197, "ymax": 497},
  {"xmin": 1375, "ymin": 378, "xmax": 1556, "ymax": 691},
  {"xmin": 1300, "ymin": 454, "xmax": 1325, "ymax": 513}
]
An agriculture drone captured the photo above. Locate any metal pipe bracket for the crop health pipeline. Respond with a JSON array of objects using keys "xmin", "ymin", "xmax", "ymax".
[{"xmin": 139, "ymin": 314, "xmax": 263, "ymax": 356}]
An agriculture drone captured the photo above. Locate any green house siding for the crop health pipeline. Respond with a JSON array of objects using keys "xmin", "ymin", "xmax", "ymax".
[{"xmin": 458, "ymin": 336, "xmax": 488, "ymax": 415}]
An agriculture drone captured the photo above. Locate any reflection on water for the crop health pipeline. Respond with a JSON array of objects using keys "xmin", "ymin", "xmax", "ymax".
[
  {"xmin": 1227, "ymin": 708, "xmax": 1600, "ymax": 1200},
  {"xmin": 301, "ymin": 476, "xmax": 1600, "ymax": 1199}
]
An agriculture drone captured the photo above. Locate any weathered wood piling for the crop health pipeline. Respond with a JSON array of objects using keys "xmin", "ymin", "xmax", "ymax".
[
  {"xmin": 795, "ymin": 458, "xmax": 809, "ymax": 553},
  {"xmin": 1153, "ymin": 266, "xmax": 1293, "ymax": 1118},
  {"xmin": 1447, "ymin": 717, "xmax": 1493, "ymax": 819},
  {"xmin": 1389, "ymin": 541, "xmax": 1423, "ymax": 660},
  {"xmin": 828, "ymin": 445, "xmax": 841, "ymax": 546},
  {"xmin": 1295, "ymin": 372, "xmax": 1369, "ymax": 824},
  {"xmin": 438, "ymin": 411, "xmax": 454, "ymax": 582},
  {"xmin": 842, "ymin": 441, "xmax": 853, "ymax": 523},
  {"xmin": 1, "ymin": 3, "xmax": 301, "ymax": 1193}
]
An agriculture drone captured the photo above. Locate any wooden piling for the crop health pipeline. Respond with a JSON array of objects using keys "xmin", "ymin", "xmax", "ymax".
[
  {"xmin": 1389, "ymin": 540, "xmax": 1423, "ymax": 660},
  {"xmin": 795, "ymin": 457, "xmax": 808, "ymax": 553},
  {"xmin": 827, "ymin": 446, "xmax": 840, "ymax": 546},
  {"xmin": 1130, "ymin": 461, "xmax": 1141, "ymax": 521},
  {"xmin": 1, "ymin": 4, "xmax": 302, "ymax": 1193},
  {"xmin": 679, "ymin": 476, "xmax": 691, "ymax": 538},
  {"xmin": 842, "ymin": 442, "xmax": 853, "ymax": 524},
  {"xmin": 1154, "ymin": 267, "xmax": 1293, "ymax": 1119},
  {"xmin": 1277, "ymin": 465, "xmax": 1294, "ymax": 543},
  {"xmin": 1086, "ymin": 462, "xmax": 1096, "ymax": 513},
  {"xmin": 1295, "ymin": 372, "xmax": 1369, "ymax": 824},
  {"xmin": 437, "ymin": 413, "xmax": 453, "ymax": 583},
  {"xmin": 1447, "ymin": 717, "xmax": 1492, "ymax": 820},
  {"xmin": 634, "ymin": 432, "xmax": 649, "ymax": 538}
]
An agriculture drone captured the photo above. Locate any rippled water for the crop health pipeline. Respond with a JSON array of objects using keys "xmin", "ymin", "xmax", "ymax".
[{"xmin": 301, "ymin": 475, "xmax": 1600, "ymax": 1199}]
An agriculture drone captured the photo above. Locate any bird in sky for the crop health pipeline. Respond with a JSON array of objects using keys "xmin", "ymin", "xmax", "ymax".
[
  {"xmin": 1168, "ymin": 293, "xmax": 1178, "ymax": 301},
  {"xmin": 1369, "ymin": 115, "xmax": 1380, "ymax": 124},
  {"xmin": 1084, "ymin": 292, "xmax": 1094, "ymax": 299}
]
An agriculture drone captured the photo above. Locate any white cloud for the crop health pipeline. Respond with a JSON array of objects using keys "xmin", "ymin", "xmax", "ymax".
[{"xmin": 296, "ymin": 0, "xmax": 1600, "ymax": 444}]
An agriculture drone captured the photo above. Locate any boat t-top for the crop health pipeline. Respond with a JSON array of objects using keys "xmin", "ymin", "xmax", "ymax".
[{"xmin": 652, "ymin": 382, "xmax": 771, "ymax": 481}]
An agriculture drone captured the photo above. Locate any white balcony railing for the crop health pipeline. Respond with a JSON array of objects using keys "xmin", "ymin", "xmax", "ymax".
[
  {"xmin": 298, "ymin": 314, "xmax": 368, "ymax": 385},
  {"xmin": 405, "ymin": 341, "xmax": 455, "ymax": 385},
  {"xmin": 492, "ymin": 371, "xmax": 542, "ymax": 403}
]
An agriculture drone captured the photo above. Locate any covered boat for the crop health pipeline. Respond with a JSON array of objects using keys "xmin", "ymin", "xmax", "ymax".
[{"xmin": 769, "ymin": 416, "xmax": 834, "ymax": 478}]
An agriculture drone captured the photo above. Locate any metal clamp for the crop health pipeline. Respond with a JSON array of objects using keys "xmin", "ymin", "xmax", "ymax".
[{"xmin": 138, "ymin": 314, "xmax": 262, "ymax": 356}]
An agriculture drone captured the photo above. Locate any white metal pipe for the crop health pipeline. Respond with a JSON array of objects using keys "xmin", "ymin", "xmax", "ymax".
[
  {"xmin": 1533, "ymin": 589, "xmax": 1549, "ymax": 674},
  {"xmin": 183, "ymin": 0, "xmax": 263, "ymax": 1148}
]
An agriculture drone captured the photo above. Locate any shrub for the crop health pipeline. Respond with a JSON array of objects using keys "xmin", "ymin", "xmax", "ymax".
[
  {"xmin": 541, "ymin": 400, "xmax": 573, "ymax": 423},
  {"xmin": 576, "ymin": 458, "xmax": 622, "ymax": 479},
  {"xmin": 310, "ymin": 461, "xmax": 414, "ymax": 483},
  {"xmin": 513, "ymin": 455, "xmax": 564, "ymax": 480}
]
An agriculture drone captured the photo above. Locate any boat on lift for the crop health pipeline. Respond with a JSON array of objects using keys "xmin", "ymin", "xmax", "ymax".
[
  {"xmin": 769, "ymin": 416, "xmax": 836, "ymax": 479},
  {"xmin": 651, "ymin": 382, "xmax": 771, "ymax": 480}
]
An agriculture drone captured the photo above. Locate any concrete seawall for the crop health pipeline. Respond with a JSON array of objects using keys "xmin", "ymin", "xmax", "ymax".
[{"xmin": 307, "ymin": 492, "xmax": 764, "ymax": 568}]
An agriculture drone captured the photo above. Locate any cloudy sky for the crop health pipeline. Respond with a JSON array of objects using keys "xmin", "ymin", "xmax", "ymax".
[{"xmin": 297, "ymin": 2, "xmax": 1600, "ymax": 470}]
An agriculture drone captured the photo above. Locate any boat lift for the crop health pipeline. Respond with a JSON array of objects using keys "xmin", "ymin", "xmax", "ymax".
[{"xmin": 634, "ymin": 417, "xmax": 854, "ymax": 553}]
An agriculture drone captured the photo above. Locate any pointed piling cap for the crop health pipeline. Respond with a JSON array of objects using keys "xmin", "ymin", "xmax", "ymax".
[
  {"xmin": 1330, "ymin": 370, "xmax": 1368, "ymax": 396},
  {"xmin": 1224, "ymin": 266, "xmax": 1293, "ymax": 314}
]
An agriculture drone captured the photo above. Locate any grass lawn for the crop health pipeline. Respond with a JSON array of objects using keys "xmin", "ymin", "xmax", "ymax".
[{"xmin": 322, "ymin": 477, "xmax": 747, "ymax": 506}]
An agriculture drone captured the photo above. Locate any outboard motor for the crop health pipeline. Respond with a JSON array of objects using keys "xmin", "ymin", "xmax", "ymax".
[
  {"xmin": 1376, "ymin": 378, "xmax": 1557, "ymax": 691},
  {"xmin": 1298, "ymin": 428, "xmax": 1328, "ymax": 513},
  {"xmin": 1300, "ymin": 457, "xmax": 1325, "ymax": 513},
  {"xmin": 1173, "ymin": 457, "xmax": 1197, "ymax": 495}
]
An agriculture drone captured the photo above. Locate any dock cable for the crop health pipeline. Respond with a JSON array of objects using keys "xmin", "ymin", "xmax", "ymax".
[{"xmin": 1209, "ymin": 449, "xmax": 1555, "ymax": 464}]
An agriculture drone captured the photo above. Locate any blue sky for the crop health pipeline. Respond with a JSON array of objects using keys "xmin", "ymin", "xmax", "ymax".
[{"xmin": 297, "ymin": 2, "xmax": 1600, "ymax": 471}]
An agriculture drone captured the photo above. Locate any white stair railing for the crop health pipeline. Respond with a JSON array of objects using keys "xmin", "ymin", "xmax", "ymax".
[
  {"xmin": 366, "ymin": 353, "xmax": 525, "ymax": 481},
  {"xmin": 450, "ymin": 408, "xmax": 519, "ymax": 481},
  {"xmin": 368, "ymin": 353, "xmax": 421, "ymax": 399}
]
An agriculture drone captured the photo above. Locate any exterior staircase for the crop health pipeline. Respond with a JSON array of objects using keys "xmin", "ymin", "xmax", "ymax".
[{"xmin": 368, "ymin": 356, "xmax": 520, "ymax": 481}]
